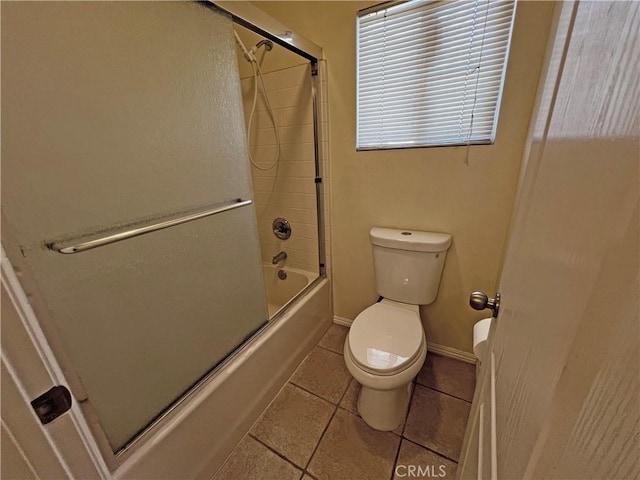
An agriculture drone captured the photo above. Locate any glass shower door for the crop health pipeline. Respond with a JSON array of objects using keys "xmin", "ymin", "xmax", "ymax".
[{"xmin": 1, "ymin": 2, "xmax": 267, "ymax": 451}]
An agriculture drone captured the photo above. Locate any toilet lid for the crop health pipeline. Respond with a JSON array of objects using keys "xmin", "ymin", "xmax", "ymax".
[{"xmin": 348, "ymin": 302, "xmax": 424, "ymax": 374}]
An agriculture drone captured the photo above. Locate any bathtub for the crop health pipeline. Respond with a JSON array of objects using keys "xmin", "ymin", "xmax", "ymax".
[
  {"xmin": 263, "ymin": 265, "xmax": 318, "ymax": 318},
  {"xmin": 113, "ymin": 274, "xmax": 332, "ymax": 479}
]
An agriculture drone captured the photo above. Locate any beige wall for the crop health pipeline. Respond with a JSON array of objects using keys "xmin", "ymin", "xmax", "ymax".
[{"xmin": 252, "ymin": 1, "xmax": 555, "ymax": 353}]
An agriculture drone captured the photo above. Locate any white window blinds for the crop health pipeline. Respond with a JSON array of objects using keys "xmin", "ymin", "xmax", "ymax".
[{"xmin": 357, "ymin": 0, "xmax": 516, "ymax": 150}]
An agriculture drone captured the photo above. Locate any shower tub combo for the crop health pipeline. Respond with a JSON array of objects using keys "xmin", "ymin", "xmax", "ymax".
[
  {"xmin": 114, "ymin": 276, "xmax": 331, "ymax": 480},
  {"xmin": 264, "ymin": 266, "xmax": 319, "ymax": 318},
  {"xmin": 0, "ymin": 2, "xmax": 330, "ymax": 479}
]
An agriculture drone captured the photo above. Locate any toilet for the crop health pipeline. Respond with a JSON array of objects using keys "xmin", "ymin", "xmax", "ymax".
[{"xmin": 344, "ymin": 227, "xmax": 452, "ymax": 431}]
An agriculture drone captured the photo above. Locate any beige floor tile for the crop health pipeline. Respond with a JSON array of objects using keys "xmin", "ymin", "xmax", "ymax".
[
  {"xmin": 317, "ymin": 323, "xmax": 349, "ymax": 354},
  {"xmin": 403, "ymin": 385, "xmax": 471, "ymax": 462},
  {"xmin": 251, "ymin": 384, "xmax": 335, "ymax": 468},
  {"xmin": 291, "ymin": 346, "xmax": 351, "ymax": 404},
  {"xmin": 307, "ymin": 408, "xmax": 400, "ymax": 480},
  {"xmin": 393, "ymin": 439, "xmax": 457, "ymax": 479},
  {"xmin": 214, "ymin": 435, "xmax": 302, "ymax": 480},
  {"xmin": 339, "ymin": 378, "xmax": 409, "ymax": 435},
  {"xmin": 339, "ymin": 378, "xmax": 359, "ymax": 414},
  {"xmin": 417, "ymin": 353, "xmax": 476, "ymax": 402}
]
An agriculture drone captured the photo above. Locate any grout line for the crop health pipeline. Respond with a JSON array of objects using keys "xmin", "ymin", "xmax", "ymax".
[
  {"xmin": 237, "ymin": 61, "xmax": 309, "ymax": 79},
  {"xmin": 249, "ymin": 122, "xmax": 314, "ymax": 131},
  {"xmin": 389, "ymin": 387, "xmax": 419, "ymax": 478},
  {"xmin": 292, "ymin": 336, "xmax": 348, "ymax": 477},
  {"xmin": 336, "ymin": 403, "xmax": 353, "ymax": 414},
  {"xmin": 288, "ymin": 380, "xmax": 343, "ymax": 407},
  {"xmin": 258, "ymin": 229, "xmax": 318, "ymax": 243},
  {"xmin": 415, "ymin": 382, "xmax": 474, "ymax": 404},
  {"xmin": 248, "ymin": 433, "xmax": 305, "ymax": 473},
  {"xmin": 257, "ymin": 221, "xmax": 319, "ymax": 227},
  {"xmin": 314, "ymin": 342, "xmax": 343, "ymax": 356},
  {"xmin": 390, "ymin": 430, "xmax": 403, "ymax": 480},
  {"xmin": 336, "ymin": 376, "xmax": 352, "ymax": 406},
  {"xmin": 397, "ymin": 383, "xmax": 415, "ymax": 438},
  {"xmin": 287, "ymin": 382, "xmax": 336, "ymax": 406},
  {"xmin": 399, "ymin": 437, "xmax": 460, "ymax": 466},
  {"xmin": 302, "ymin": 402, "xmax": 339, "ymax": 476},
  {"xmin": 259, "ymin": 247, "xmax": 320, "ymax": 256}
]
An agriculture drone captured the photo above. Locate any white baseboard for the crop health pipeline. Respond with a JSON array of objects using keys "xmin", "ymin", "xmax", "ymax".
[
  {"xmin": 333, "ymin": 315, "xmax": 477, "ymax": 364},
  {"xmin": 332, "ymin": 315, "xmax": 353, "ymax": 327},
  {"xmin": 427, "ymin": 342, "xmax": 477, "ymax": 364}
]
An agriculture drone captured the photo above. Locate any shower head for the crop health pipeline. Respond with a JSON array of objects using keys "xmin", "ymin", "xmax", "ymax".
[
  {"xmin": 234, "ymin": 30, "xmax": 274, "ymax": 63},
  {"xmin": 248, "ymin": 39, "xmax": 273, "ymax": 59}
]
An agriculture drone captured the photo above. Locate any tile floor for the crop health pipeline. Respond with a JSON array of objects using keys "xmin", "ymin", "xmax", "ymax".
[{"xmin": 214, "ymin": 324, "xmax": 475, "ymax": 480}]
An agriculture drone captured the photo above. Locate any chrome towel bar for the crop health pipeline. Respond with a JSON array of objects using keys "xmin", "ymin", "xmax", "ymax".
[{"xmin": 51, "ymin": 199, "xmax": 253, "ymax": 254}]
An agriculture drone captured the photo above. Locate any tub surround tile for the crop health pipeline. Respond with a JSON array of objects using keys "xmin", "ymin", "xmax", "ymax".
[
  {"xmin": 403, "ymin": 385, "xmax": 471, "ymax": 462},
  {"xmin": 417, "ymin": 353, "xmax": 476, "ymax": 402},
  {"xmin": 291, "ymin": 346, "xmax": 351, "ymax": 404},
  {"xmin": 259, "ymin": 235, "xmax": 319, "ymax": 259},
  {"xmin": 317, "ymin": 324, "xmax": 349, "ymax": 355},
  {"xmin": 307, "ymin": 408, "xmax": 400, "ymax": 480},
  {"xmin": 393, "ymin": 439, "xmax": 458, "ymax": 480},
  {"xmin": 213, "ymin": 435, "xmax": 302, "ymax": 480},
  {"xmin": 242, "ymin": 62, "xmax": 321, "ymax": 275},
  {"xmin": 250, "ymin": 384, "xmax": 335, "ymax": 468}
]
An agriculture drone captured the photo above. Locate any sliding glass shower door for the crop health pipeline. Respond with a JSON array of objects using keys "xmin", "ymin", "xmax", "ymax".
[{"xmin": 1, "ymin": 2, "xmax": 267, "ymax": 451}]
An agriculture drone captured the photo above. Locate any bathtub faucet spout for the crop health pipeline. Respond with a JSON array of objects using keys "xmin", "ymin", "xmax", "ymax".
[{"xmin": 272, "ymin": 251, "xmax": 287, "ymax": 264}]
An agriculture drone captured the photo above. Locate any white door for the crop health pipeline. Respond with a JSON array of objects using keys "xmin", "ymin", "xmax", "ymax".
[{"xmin": 458, "ymin": 1, "xmax": 640, "ymax": 479}]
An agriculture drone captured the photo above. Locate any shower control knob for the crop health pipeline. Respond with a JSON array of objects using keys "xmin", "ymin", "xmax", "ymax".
[
  {"xmin": 272, "ymin": 218, "xmax": 292, "ymax": 240},
  {"xmin": 469, "ymin": 291, "xmax": 501, "ymax": 318}
]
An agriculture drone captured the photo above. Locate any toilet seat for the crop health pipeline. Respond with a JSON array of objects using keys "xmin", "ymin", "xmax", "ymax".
[{"xmin": 348, "ymin": 302, "xmax": 425, "ymax": 375}]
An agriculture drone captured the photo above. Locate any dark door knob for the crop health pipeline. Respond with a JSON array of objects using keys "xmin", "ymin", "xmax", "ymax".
[{"xmin": 469, "ymin": 291, "xmax": 501, "ymax": 318}]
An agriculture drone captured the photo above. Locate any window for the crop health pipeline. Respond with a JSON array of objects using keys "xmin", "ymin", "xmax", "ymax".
[{"xmin": 357, "ymin": 0, "xmax": 516, "ymax": 150}]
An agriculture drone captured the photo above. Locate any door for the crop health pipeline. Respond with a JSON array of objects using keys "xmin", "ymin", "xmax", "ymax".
[
  {"xmin": 1, "ymin": 1, "xmax": 267, "ymax": 455},
  {"xmin": 458, "ymin": 1, "xmax": 639, "ymax": 479}
]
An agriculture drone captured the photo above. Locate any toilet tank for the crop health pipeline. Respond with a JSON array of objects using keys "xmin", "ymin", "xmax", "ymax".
[{"xmin": 370, "ymin": 227, "xmax": 452, "ymax": 305}]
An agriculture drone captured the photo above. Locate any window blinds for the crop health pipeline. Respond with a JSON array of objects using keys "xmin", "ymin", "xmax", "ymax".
[{"xmin": 357, "ymin": 0, "xmax": 516, "ymax": 150}]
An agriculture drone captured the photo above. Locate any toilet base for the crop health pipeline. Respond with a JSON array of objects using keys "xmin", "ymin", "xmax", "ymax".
[{"xmin": 357, "ymin": 382, "xmax": 412, "ymax": 431}]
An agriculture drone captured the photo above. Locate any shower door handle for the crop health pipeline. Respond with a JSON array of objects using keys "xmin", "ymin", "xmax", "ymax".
[{"xmin": 50, "ymin": 199, "xmax": 253, "ymax": 254}]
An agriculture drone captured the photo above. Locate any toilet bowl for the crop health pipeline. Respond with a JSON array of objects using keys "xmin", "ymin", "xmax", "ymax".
[
  {"xmin": 343, "ymin": 227, "xmax": 452, "ymax": 431},
  {"xmin": 344, "ymin": 299, "xmax": 427, "ymax": 431}
]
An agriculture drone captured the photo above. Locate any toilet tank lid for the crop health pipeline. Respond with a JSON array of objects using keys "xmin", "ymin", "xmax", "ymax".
[{"xmin": 370, "ymin": 227, "xmax": 452, "ymax": 252}]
